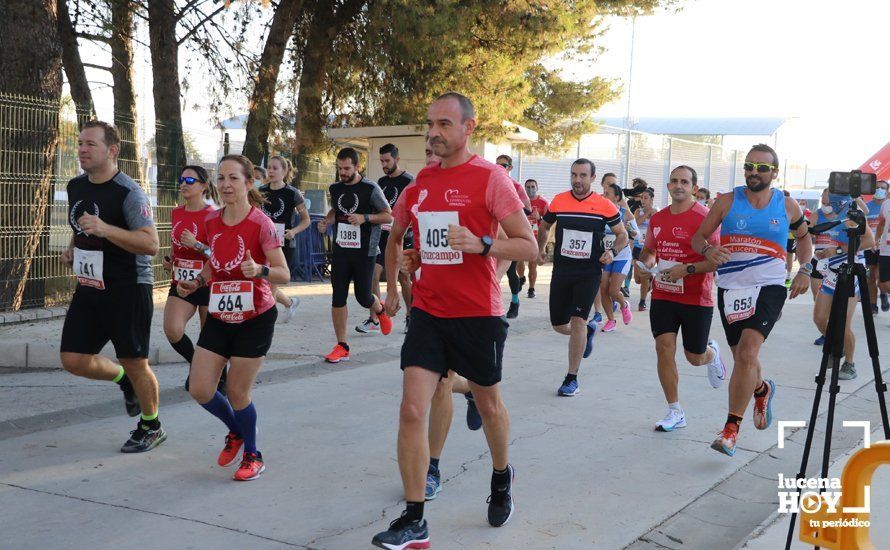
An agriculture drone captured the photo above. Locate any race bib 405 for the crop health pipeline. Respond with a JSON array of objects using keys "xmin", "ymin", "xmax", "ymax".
[{"xmin": 418, "ymin": 211, "xmax": 462, "ymax": 265}]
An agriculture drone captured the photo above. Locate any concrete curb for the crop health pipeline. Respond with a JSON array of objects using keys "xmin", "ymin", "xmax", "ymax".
[{"xmin": 0, "ymin": 307, "xmax": 67, "ymax": 326}]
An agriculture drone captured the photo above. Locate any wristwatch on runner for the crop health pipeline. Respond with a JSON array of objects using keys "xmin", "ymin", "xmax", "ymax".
[
  {"xmin": 480, "ymin": 235, "xmax": 493, "ymax": 256},
  {"xmin": 686, "ymin": 264, "xmax": 696, "ymax": 274}
]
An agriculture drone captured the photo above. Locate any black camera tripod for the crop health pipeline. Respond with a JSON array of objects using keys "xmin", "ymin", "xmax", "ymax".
[{"xmin": 784, "ymin": 200, "xmax": 889, "ymax": 549}]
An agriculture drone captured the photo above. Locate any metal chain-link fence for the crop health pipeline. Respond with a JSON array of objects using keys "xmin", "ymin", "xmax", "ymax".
[
  {"xmin": 0, "ymin": 92, "xmax": 335, "ymax": 312},
  {"xmin": 521, "ymin": 126, "xmax": 806, "ymax": 209}
]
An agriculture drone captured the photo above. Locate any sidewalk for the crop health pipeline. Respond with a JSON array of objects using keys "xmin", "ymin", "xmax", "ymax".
[
  {"xmin": 1, "ymin": 266, "xmax": 889, "ymax": 548},
  {"xmin": 0, "ymin": 280, "xmax": 394, "ymax": 369}
]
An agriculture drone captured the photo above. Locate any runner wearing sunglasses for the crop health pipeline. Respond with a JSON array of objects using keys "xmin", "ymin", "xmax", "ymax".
[
  {"xmin": 692, "ymin": 144, "xmax": 813, "ymax": 457},
  {"xmin": 163, "ymin": 166, "xmax": 228, "ymax": 393},
  {"xmin": 495, "ymin": 154, "xmax": 532, "ymax": 319}
]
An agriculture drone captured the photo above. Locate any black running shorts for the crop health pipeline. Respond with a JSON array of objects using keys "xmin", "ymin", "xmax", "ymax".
[
  {"xmin": 717, "ymin": 285, "xmax": 787, "ymax": 347},
  {"xmin": 863, "ymin": 249, "xmax": 879, "ymax": 266},
  {"xmin": 331, "ymin": 252, "xmax": 376, "ymax": 309},
  {"xmin": 376, "ymin": 231, "xmax": 389, "ymax": 268},
  {"xmin": 649, "ymin": 299, "xmax": 713, "ymax": 354},
  {"xmin": 168, "ymin": 282, "xmax": 210, "ymax": 307},
  {"xmin": 61, "ymin": 284, "xmax": 153, "ymax": 358},
  {"xmin": 549, "ymin": 271, "xmax": 601, "ymax": 326},
  {"xmin": 197, "ymin": 306, "xmax": 277, "ymax": 359},
  {"xmin": 401, "ymin": 307, "xmax": 508, "ymax": 387}
]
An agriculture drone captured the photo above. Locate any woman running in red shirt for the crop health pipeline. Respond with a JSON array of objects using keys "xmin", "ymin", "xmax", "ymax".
[{"xmin": 177, "ymin": 155, "xmax": 290, "ymax": 481}]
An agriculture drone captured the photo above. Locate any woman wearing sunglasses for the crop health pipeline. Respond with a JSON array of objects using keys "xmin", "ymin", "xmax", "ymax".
[
  {"xmin": 162, "ymin": 166, "xmax": 226, "ymax": 392},
  {"xmin": 258, "ymin": 155, "xmax": 310, "ymax": 322}
]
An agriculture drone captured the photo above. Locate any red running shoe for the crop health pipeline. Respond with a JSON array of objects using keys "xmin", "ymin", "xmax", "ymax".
[
  {"xmin": 217, "ymin": 431, "xmax": 243, "ymax": 467},
  {"xmin": 378, "ymin": 311, "xmax": 392, "ymax": 335},
  {"xmin": 233, "ymin": 451, "xmax": 265, "ymax": 481},
  {"xmin": 324, "ymin": 344, "xmax": 350, "ymax": 363}
]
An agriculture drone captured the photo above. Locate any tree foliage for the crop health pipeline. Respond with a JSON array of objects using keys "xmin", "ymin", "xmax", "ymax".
[{"xmin": 261, "ymin": 0, "xmax": 669, "ymax": 157}]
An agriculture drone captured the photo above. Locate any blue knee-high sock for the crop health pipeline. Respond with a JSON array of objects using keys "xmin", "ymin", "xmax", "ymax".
[
  {"xmin": 200, "ymin": 391, "xmax": 241, "ymax": 436},
  {"xmin": 233, "ymin": 402, "xmax": 258, "ymax": 454}
]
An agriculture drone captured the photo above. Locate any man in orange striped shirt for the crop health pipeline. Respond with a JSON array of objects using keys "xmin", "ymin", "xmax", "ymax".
[{"xmin": 536, "ymin": 159, "xmax": 627, "ymax": 396}]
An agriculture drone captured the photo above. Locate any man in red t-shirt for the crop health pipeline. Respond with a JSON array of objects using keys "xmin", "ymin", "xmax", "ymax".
[
  {"xmin": 517, "ymin": 178, "xmax": 549, "ymax": 298},
  {"xmin": 638, "ymin": 165, "xmax": 726, "ymax": 433},
  {"xmin": 372, "ymin": 93, "xmax": 537, "ymax": 548}
]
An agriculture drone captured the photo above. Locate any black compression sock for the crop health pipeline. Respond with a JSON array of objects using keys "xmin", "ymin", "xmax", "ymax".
[
  {"xmin": 338, "ymin": 342, "xmax": 350, "ymax": 351},
  {"xmin": 170, "ymin": 335, "xmax": 195, "ymax": 364},
  {"xmin": 726, "ymin": 414, "xmax": 743, "ymax": 428},
  {"xmin": 405, "ymin": 501, "xmax": 424, "ymax": 522},
  {"xmin": 563, "ymin": 373, "xmax": 577, "ymax": 385},
  {"xmin": 754, "ymin": 382, "xmax": 768, "ymax": 397}
]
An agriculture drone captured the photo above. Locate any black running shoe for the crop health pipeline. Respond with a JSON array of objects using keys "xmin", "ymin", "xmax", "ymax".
[
  {"xmin": 506, "ymin": 301, "xmax": 519, "ymax": 319},
  {"xmin": 371, "ymin": 514, "xmax": 430, "ymax": 550},
  {"xmin": 619, "ymin": 286, "xmax": 630, "ymax": 298},
  {"xmin": 527, "ymin": 288, "xmax": 535, "ymax": 299},
  {"xmin": 121, "ymin": 422, "xmax": 167, "ymax": 453},
  {"xmin": 118, "ymin": 375, "xmax": 141, "ymax": 417},
  {"xmin": 881, "ymin": 293, "xmax": 889, "ymax": 312},
  {"xmin": 465, "ymin": 391, "xmax": 482, "ymax": 431},
  {"xmin": 487, "ymin": 464, "xmax": 515, "ymax": 527},
  {"xmin": 518, "ymin": 276, "xmax": 526, "ymax": 291}
]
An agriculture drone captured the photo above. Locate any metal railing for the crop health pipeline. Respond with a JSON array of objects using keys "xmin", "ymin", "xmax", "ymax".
[
  {"xmin": 0, "ymin": 92, "xmax": 335, "ymax": 312},
  {"xmin": 520, "ymin": 126, "xmax": 810, "ymax": 209}
]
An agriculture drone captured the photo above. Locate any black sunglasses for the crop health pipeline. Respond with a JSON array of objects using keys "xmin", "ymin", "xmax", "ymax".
[
  {"xmin": 743, "ymin": 162, "xmax": 776, "ymax": 173},
  {"xmin": 178, "ymin": 176, "xmax": 203, "ymax": 185},
  {"xmin": 497, "ymin": 163, "xmax": 511, "ymax": 169}
]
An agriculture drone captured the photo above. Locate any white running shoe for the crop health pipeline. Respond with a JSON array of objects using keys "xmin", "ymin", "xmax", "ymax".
[
  {"xmin": 706, "ymin": 339, "xmax": 726, "ymax": 389},
  {"xmin": 655, "ymin": 408, "xmax": 687, "ymax": 432},
  {"xmin": 356, "ymin": 318, "xmax": 381, "ymax": 334},
  {"xmin": 282, "ymin": 296, "xmax": 300, "ymax": 324}
]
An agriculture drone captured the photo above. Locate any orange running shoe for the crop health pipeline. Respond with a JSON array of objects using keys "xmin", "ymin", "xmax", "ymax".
[
  {"xmin": 752, "ymin": 379, "xmax": 776, "ymax": 430},
  {"xmin": 710, "ymin": 423, "xmax": 739, "ymax": 457},
  {"xmin": 217, "ymin": 431, "xmax": 243, "ymax": 467},
  {"xmin": 324, "ymin": 344, "xmax": 350, "ymax": 363},
  {"xmin": 233, "ymin": 451, "xmax": 265, "ymax": 481},
  {"xmin": 378, "ymin": 311, "xmax": 392, "ymax": 335}
]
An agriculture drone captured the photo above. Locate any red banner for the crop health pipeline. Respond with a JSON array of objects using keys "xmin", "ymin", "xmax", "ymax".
[{"xmin": 859, "ymin": 142, "xmax": 890, "ymax": 180}]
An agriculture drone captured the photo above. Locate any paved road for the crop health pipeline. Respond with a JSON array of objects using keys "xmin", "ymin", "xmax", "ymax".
[{"xmin": 2, "ymin": 267, "xmax": 889, "ymax": 549}]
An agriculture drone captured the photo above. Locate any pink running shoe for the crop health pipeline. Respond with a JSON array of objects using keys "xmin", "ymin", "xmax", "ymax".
[
  {"xmin": 621, "ymin": 302, "xmax": 633, "ymax": 325},
  {"xmin": 602, "ymin": 319, "xmax": 617, "ymax": 332}
]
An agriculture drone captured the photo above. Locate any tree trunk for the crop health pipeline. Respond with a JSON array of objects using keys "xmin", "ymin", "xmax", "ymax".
[
  {"xmin": 0, "ymin": 1, "xmax": 63, "ymax": 311},
  {"xmin": 148, "ymin": 0, "xmax": 185, "ymax": 225},
  {"xmin": 292, "ymin": 0, "xmax": 364, "ymax": 184},
  {"xmin": 57, "ymin": 0, "xmax": 94, "ymax": 125},
  {"xmin": 109, "ymin": 0, "xmax": 144, "ymax": 184},
  {"xmin": 242, "ymin": 0, "xmax": 305, "ymax": 166}
]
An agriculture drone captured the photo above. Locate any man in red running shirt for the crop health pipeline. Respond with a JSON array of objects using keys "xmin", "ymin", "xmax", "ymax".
[
  {"xmin": 372, "ymin": 92, "xmax": 537, "ymax": 549},
  {"xmin": 638, "ymin": 165, "xmax": 726, "ymax": 433}
]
